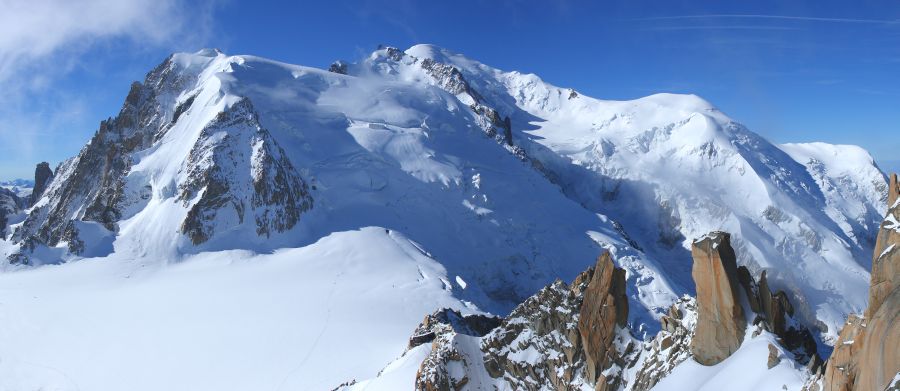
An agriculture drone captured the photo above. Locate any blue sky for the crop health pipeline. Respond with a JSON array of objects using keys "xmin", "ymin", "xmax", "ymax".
[{"xmin": 0, "ymin": 0, "xmax": 897, "ymax": 179}]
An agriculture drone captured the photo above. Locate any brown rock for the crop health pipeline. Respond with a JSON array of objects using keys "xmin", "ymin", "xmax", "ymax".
[
  {"xmin": 889, "ymin": 173, "xmax": 898, "ymax": 207},
  {"xmin": 689, "ymin": 232, "xmax": 746, "ymax": 366},
  {"xmin": 868, "ymin": 172, "xmax": 899, "ymax": 319},
  {"xmin": 821, "ymin": 173, "xmax": 900, "ymax": 391},
  {"xmin": 577, "ymin": 251, "xmax": 629, "ymax": 387},
  {"xmin": 767, "ymin": 343, "xmax": 780, "ymax": 369}
]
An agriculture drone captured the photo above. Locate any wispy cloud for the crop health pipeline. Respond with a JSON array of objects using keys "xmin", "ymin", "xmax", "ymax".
[
  {"xmin": 634, "ymin": 14, "xmax": 900, "ymax": 25},
  {"xmin": 640, "ymin": 25, "xmax": 802, "ymax": 31},
  {"xmin": 0, "ymin": 0, "xmax": 219, "ymax": 178}
]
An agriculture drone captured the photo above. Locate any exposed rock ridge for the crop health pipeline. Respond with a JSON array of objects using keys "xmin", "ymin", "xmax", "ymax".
[
  {"xmin": 9, "ymin": 55, "xmax": 196, "ymax": 262},
  {"xmin": 815, "ymin": 172, "xmax": 900, "ymax": 391}
]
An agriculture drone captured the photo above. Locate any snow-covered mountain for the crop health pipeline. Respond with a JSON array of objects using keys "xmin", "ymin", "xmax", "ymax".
[
  {"xmin": 0, "ymin": 178, "xmax": 33, "ymax": 199},
  {"xmin": 0, "ymin": 45, "xmax": 888, "ymax": 390}
]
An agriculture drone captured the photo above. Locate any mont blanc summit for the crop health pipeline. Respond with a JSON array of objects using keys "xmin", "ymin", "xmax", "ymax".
[{"xmin": 0, "ymin": 45, "xmax": 892, "ymax": 391}]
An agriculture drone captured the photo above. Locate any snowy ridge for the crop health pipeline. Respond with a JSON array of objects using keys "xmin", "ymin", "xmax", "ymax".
[{"xmin": 372, "ymin": 44, "xmax": 886, "ymax": 340}]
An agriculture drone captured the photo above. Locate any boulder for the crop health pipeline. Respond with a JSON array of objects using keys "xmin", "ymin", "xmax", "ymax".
[
  {"xmin": 689, "ymin": 231, "xmax": 746, "ymax": 365},
  {"xmin": 767, "ymin": 343, "xmax": 780, "ymax": 369}
]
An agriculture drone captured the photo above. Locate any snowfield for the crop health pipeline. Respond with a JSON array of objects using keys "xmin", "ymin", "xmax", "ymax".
[
  {"xmin": 0, "ymin": 44, "xmax": 889, "ymax": 390},
  {"xmin": 0, "ymin": 228, "xmax": 470, "ymax": 391}
]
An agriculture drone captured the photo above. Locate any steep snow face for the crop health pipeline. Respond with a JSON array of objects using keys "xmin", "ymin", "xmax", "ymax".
[
  {"xmin": 375, "ymin": 44, "xmax": 886, "ymax": 340},
  {"xmin": 1, "ymin": 48, "xmax": 677, "ymax": 334},
  {"xmin": 0, "ymin": 228, "xmax": 471, "ymax": 391}
]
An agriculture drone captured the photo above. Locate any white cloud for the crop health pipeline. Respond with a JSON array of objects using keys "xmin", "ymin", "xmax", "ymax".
[
  {"xmin": 0, "ymin": 0, "xmax": 218, "ymax": 179},
  {"xmin": 0, "ymin": 0, "xmax": 197, "ymax": 81}
]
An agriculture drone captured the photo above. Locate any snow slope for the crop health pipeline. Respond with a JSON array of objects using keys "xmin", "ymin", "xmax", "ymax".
[
  {"xmin": 0, "ymin": 43, "xmax": 888, "ymax": 390},
  {"xmin": 4, "ymin": 48, "xmax": 678, "ymax": 332},
  {"xmin": 379, "ymin": 44, "xmax": 886, "ymax": 340},
  {"xmin": 652, "ymin": 333, "xmax": 809, "ymax": 391},
  {"xmin": 0, "ymin": 227, "xmax": 468, "ymax": 391}
]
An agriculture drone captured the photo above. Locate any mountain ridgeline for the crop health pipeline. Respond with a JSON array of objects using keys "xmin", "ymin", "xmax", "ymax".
[{"xmin": 0, "ymin": 45, "xmax": 893, "ymax": 390}]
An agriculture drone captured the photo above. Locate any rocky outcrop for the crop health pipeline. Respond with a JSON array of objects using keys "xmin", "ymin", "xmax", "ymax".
[
  {"xmin": 578, "ymin": 251, "xmax": 630, "ymax": 390},
  {"xmin": 691, "ymin": 232, "xmax": 819, "ymax": 367},
  {"xmin": 29, "ymin": 162, "xmax": 53, "ymax": 206},
  {"xmin": 410, "ymin": 309, "xmax": 501, "ymax": 391},
  {"xmin": 631, "ymin": 297, "xmax": 697, "ymax": 391},
  {"xmin": 178, "ymin": 98, "xmax": 313, "ymax": 245},
  {"xmin": 408, "ymin": 308, "xmax": 500, "ymax": 349},
  {"xmin": 738, "ymin": 266, "xmax": 819, "ymax": 365},
  {"xmin": 328, "ymin": 60, "xmax": 348, "ymax": 75},
  {"xmin": 479, "ymin": 278, "xmax": 593, "ymax": 389},
  {"xmin": 689, "ymin": 232, "xmax": 746, "ymax": 365},
  {"xmin": 819, "ymin": 172, "xmax": 900, "ymax": 391},
  {"xmin": 411, "ymin": 252, "xmax": 637, "ymax": 390}
]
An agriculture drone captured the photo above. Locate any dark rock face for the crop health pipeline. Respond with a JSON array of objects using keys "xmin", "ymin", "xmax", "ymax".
[
  {"xmin": 0, "ymin": 187, "xmax": 21, "ymax": 240},
  {"xmin": 178, "ymin": 98, "xmax": 313, "ymax": 245},
  {"xmin": 819, "ymin": 172, "xmax": 900, "ymax": 391},
  {"xmin": 736, "ymin": 266, "xmax": 819, "ymax": 365},
  {"xmin": 408, "ymin": 308, "xmax": 500, "ymax": 349},
  {"xmin": 30, "ymin": 162, "xmax": 53, "ymax": 206},
  {"xmin": 328, "ymin": 60, "xmax": 348, "ymax": 75},
  {"xmin": 689, "ymin": 232, "xmax": 746, "ymax": 365}
]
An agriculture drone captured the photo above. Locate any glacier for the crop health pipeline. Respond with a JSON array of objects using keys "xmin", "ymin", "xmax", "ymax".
[{"xmin": 0, "ymin": 44, "xmax": 888, "ymax": 390}]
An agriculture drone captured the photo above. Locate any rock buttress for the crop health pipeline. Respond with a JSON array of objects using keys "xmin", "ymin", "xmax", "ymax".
[{"xmin": 689, "ymin": 231, "xmax": 746, "ymax": 365}]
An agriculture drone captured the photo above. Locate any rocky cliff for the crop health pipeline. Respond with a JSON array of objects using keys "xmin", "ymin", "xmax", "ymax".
[{"xmin": 815, "ymin": 172, "xmax": 899, "ymax": 391}]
